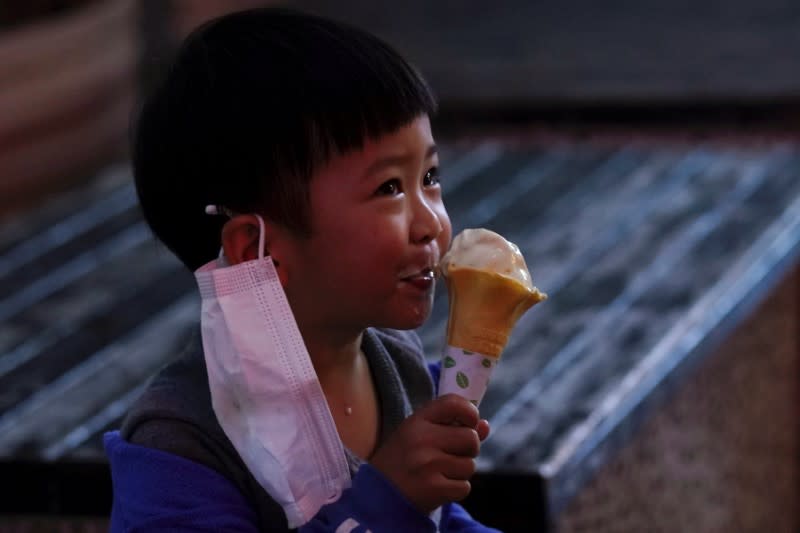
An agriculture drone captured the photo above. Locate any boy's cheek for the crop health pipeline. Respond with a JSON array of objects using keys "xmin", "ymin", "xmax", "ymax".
[{"xmin": 438, "ymin": 213, "xmax": 453, "ymax": 252}]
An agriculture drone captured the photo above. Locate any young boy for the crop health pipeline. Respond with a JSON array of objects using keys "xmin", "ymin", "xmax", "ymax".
[{"xmin": 104, "ymin": 7, "xmax": 499, "ymax": 532}]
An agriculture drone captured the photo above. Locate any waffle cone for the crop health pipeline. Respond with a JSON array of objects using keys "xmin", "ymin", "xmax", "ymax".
[{"xmin": 444, "ymin": 267, "xmax": 546, "ymax": 357}]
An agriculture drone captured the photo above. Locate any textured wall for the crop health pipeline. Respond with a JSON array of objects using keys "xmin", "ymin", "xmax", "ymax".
[{"xmin": 558, "ymin": 268, "xmax": 798, "ymax": 533}]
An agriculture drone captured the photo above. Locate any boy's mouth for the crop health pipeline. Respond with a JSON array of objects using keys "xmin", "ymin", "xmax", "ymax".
[{"xmin": 400, "ymin": 268, "xmax": 436, "ymax": 291}]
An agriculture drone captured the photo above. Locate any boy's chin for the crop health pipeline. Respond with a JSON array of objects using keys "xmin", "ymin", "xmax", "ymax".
[
  {"xmin": 368, "ymin": 296, "xmax": 434, "ymax": 330},
  {"xmin": 391, "ymin": 320, "xmax": 428, "ymax": 331},
  {"xmin": 386, "ymin": 310, "xmax": 432, "ymax": 331}
]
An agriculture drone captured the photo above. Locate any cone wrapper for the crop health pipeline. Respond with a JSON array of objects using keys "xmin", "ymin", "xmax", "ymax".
[{"xmin": 438, "ymin": 345, "xmax": 498, "ymax": 406}]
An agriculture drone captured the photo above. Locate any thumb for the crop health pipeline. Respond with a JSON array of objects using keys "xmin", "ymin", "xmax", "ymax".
[{"xmin": 422, "ymin": 394, "xmax": 480, "ymax": 428}]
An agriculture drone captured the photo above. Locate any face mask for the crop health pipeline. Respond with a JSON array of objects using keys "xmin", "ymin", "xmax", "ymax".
[{"xmin": 194, "ymin": 212, "xmax": 350, "ymax": 528}]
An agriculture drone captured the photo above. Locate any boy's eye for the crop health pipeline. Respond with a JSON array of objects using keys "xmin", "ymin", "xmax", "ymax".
[
  {"xmin": 376, "ymin": 178, "xmax": 402, "ymax": 196},
  {"xmin": 423, "ymin": 167, "xmax": 440, "ymax": 187}
]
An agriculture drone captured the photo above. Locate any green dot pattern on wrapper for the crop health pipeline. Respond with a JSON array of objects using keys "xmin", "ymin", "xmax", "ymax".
[{"xmin": 438, "ymin": 345, "xmax": 497, "ymax": 407}]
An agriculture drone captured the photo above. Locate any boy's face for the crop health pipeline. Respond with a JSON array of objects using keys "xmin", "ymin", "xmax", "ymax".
[{"xmin": 276, "ymin": 115, "xmax": 451, "ymax": 334}]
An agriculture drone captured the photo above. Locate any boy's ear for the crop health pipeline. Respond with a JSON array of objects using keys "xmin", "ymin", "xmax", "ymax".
[
  {"xmin": 221, "ymin": 215, "xmax": 262, "ymax": 265},
  {"xmin": 220, "ymin": 215, "xmax": 290, "ymax": 286}
]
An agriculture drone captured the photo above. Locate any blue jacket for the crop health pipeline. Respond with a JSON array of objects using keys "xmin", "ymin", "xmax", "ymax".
[
  {"xmin": 105, "ymin": 430, "xmax": 497, "ymax": 532},
  {"xmin": 104, "ymin": 357, "xmax": 500, "ymax": 532}
]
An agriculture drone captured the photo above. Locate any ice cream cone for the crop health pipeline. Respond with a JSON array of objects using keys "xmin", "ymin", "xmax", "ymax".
[
  {"xmin": 445, "ymin": 266, "xmax": 546, "ymax": 358},
  {"xmin": 437, "ymin": 228, "xmax": 547, "ymax": 406}
]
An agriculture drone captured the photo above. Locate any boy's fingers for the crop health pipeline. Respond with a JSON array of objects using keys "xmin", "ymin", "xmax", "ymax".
[
  {"xmin": 476, "ymin": 419, "xmax": 490, "ymax": 441},
  {"xmin": 439, "ymin": 456, "xmax": 477, "ymax": 481},
  {"xmin": 425, "ymin": 424, "xmax": 480, "ymax": 457},
  {"xmin": 423, "ymin": 394, "xmax": 480, "ymax": 428},
  {"xmin": 436, "ymin": 477, "xmax": 472, "ymax": 503}
]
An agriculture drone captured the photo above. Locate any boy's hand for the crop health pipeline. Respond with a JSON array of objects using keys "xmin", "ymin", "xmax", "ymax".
[{"xmin": 369, "ymin": 394, "xmax": 491, "ymax": 514}]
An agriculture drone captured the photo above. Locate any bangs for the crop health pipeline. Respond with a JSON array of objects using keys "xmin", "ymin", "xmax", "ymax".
[{"xmin": 201, "ymin": 8, "xmax": 438, "ymax": 182}]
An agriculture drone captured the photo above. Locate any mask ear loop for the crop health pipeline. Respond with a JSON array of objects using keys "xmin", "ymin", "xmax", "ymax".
[
  {"xmin": 255, "ymin": 215, "xmax": 266, "ymax": 260},
  {"xmin": 205, "ymin": 205, "xmax": 266, "ymax": 261},
  {"xmin": 205, "ymin": 204, "xmax": 233, "ymax": 217}
]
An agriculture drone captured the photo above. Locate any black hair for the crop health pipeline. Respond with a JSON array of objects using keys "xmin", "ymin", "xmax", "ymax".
[{"xmin": 133, "ymin": 7, "xmax": 437, "ymax": 271}]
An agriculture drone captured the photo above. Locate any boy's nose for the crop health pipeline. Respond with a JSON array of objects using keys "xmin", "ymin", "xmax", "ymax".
[{"xmin": 410, "ymin": 196, "xmax": 444, "ymax": 245}]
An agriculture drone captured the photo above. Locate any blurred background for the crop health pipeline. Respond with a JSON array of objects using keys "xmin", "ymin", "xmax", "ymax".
[
  {"xmin": 3, "ymin": 0, "xmax": 800, "ymax": 218},
  {"xmin": 0, "ymin": 1, "xmax": 798, "ymax": 531}
]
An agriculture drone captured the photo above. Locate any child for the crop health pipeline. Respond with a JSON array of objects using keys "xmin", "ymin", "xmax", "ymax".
[{"xmin": 104, "ymin": 7, "xmax": 500, "ymax": 532}]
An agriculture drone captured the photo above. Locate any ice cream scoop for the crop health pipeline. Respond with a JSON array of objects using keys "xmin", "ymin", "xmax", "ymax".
[
  {"xmin": 441, "ymin": 228, "xmax": 546, "ymax": 357},
  {"xmin": 438, "ymin": 228, "xmax": 546, "ymax": 405}
]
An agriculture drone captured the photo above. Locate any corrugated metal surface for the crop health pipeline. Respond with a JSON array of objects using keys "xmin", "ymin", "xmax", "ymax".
[{"xmin": 1, "ymin": 138, "xmax": 798, "ymax": 531}]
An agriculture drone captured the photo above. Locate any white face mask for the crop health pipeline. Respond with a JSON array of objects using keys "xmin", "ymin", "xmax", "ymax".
[{"xmin": 194, "ymin": 214, "xmax": 350, "ymax": 528}]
